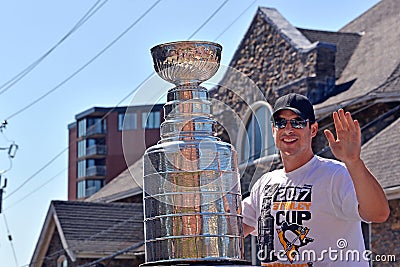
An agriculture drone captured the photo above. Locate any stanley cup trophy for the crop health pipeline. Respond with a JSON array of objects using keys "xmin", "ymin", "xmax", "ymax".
[{"xmin": 143, "ymin": 41, "xmax": 247, "ymax": 265}]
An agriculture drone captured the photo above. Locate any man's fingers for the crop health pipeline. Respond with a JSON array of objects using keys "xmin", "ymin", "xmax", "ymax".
[
  {"xmin": 324, "ymin": 129, "xmax": 336, "ymax": 144},
  {"xmin": 354, "ymin": 119, "xmax": 361, "ymax": 132},
  {"xmin": 333, "ymin": 111, "xmax": 343, "ymax": 138},
  {"xmin": 338, "ymin": 109, "xmax": 350, "ymax": 130},
  {"xmin": 346, "ymin": 113, "xmax": 355, "ymax": 131}
]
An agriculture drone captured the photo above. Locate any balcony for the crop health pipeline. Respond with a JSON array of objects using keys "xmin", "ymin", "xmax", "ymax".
[
  {"xmin": 86, "ymin": 166, "xmax": 106, "ymax": 177},
  {"xmin": 86, "ymin": 126, "xmax": 106, "ymax": 137},
  {"xmin": 85, "ymin": 186, "xmax": 101, "ymax": 197},
  {"xmin": 86, "ymin": 145, "xmax": 107, "ymax": 157},
  {"xmin": 77, "ymin": 179, "xmax": 105, "ymax": 199}
]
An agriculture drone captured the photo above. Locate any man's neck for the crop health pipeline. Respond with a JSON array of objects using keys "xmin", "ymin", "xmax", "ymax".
[{"xmin": 281, "ymin": 153, "xmax": 314, "ymax": 173}]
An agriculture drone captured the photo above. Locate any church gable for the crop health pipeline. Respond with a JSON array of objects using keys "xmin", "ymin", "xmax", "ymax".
[{"xmin": 213, "ymin": 7, "xmax": 337, "ymax": 121}]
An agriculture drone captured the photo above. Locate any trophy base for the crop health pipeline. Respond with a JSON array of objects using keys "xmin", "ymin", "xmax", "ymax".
[{"xmin": 141, "ymin": 259, "xmax": 252, "ymax": 266}]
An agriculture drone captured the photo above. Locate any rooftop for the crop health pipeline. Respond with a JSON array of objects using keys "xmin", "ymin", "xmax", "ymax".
[{"xmin": 31, "ymin": 201, "xmax": 144, "ymax": 265}]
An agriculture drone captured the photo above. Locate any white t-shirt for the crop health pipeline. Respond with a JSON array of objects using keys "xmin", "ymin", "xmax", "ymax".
[{"xmin": 242, "ymin": 156, "xmax": 369, "ymax": 267}]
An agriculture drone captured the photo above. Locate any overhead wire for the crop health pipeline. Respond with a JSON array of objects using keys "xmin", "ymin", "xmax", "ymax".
[
  {"xmin": 187, "ymin": 0, "xmax": 229, "ymax": 40},
  {"xmin": 78, "ymin": 241, "xmax": 145, "ymax": 267},
  {"xmin": 213, "ymin": 0, "xmax": 258, "ymax": 41},
  {"xmin": 0, "ymin": 124, "xmax": 18, "ymax": 175},
  {"xmin": 4, "ymin": 147, "xmax": 67, "ymax": 200},
  {"xmin": 0, "ymin": 0, "xmax": 109, "ymax": 96},
  {"xmin": 5, "ymin": 0, "xmax": 398, "ymax": 207},
  {"xmin": 145, "ymin": 0, "xmax": 244, "ymax": 102},
  {"xmin": 6, "ymin": 1, "xmax": 266, "ymax": 266},
  {"xmin": 2, "ymin": 213, "xmax": 19, "ymax": 267},
  {"xmin": 23, "ymin": 215, "xmax": 144, "ymax": 267},
  {"xmin": 4, "ymin": 0, "xmax": 163, "ymax": 121},
  {"xmin": 3, "ymin": 0, "xmax": 232, "ymax": 207},
  {"xmin": 3, "ymin": 168, "xmax": 67, "ymax": 211},
  {"xmin": 2, "ymin": 70, "xmax": 154, "ymax": 205}
]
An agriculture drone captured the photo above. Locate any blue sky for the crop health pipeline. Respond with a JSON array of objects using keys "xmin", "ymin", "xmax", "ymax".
[{"xmin": 0, "ymin": 0, "xmax": 381, "ymax": 266}]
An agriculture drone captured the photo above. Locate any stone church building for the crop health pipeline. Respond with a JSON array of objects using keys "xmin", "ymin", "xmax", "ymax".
[{"xmin": 210, "ymin": 0, "xmax": 399, "ymax": 264}]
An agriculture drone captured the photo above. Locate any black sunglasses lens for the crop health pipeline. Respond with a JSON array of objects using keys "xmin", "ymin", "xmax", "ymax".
[
  {"xmin": 274, "ymin": 118, "xmax": 308, "ymax": 129},
  {"xmin": 275, "ymin": 119, "xmax": 287, "ymax": 129},
  {"xmin": 291, "ymin": 119, "xmax": 307, "ymax": 128}
]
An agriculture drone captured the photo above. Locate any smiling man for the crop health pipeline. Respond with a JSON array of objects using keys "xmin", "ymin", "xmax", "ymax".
[{"xmin": 241, "ymin": 93, "xmax": 390, "ymax": 266}]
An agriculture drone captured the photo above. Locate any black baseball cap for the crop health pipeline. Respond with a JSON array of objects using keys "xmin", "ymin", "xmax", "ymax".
[{"xmin": 272, "ymin": 93, "xmax": 315, "ymax": 122}]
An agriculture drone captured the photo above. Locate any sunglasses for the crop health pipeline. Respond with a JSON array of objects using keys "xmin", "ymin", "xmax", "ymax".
[{"xmin": 272, "ymin": 117, "xmax": 310, "ymax": 129}]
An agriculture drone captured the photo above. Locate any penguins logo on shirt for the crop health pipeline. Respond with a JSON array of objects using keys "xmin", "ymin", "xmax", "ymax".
[{"xmin": 277, "ymin": 221, "xmax": 314, "ymax": 262}]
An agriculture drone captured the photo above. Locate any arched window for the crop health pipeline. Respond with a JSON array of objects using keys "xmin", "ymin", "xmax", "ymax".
[
  {"xmin": 57, "ymin": 255, "xmax": 68, "ymax": 267},
  {"xmin": 238, "ymin": 101, "xmax": 275, "ymax": 163}
]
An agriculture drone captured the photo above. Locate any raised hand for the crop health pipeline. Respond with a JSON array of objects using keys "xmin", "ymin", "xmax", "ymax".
[
  {"xmin": 323, "ymin": 109, "xmax": 361, "ymax": 164},
  {"xmin": 323, "ymin": 109, "xmax": 390, "ymax": 223}
]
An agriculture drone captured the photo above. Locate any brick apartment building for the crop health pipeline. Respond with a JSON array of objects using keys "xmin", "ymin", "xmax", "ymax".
[{"xmin": 67, "ymin": 104, "xmax": 163, "ymax": 200}]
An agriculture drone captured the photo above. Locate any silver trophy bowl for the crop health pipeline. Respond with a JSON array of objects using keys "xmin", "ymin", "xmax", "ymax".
[
  {"xmin": 151, "ymin": 41, "xmax": 222, "ymax": 86},
  {"xmin": 143, "ymin": 41, "xmax": 246, "ymax": 266}
]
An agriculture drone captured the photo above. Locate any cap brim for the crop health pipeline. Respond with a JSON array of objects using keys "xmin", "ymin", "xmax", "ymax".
[{"xmin": 272, "ymin": 107, "xmax": 305, "ymax": 119}]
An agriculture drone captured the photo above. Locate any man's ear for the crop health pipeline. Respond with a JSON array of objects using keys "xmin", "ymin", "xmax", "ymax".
[
  {"xmin": 311, "ymin": 122, "xmax": 318, "ymax": 138},
  {"xmin": 271, "ymin": 123, "xmax": 277, "ymax": 137}
]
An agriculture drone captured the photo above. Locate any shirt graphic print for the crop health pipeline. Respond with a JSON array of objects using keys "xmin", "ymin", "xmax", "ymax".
[{"xmin": 258, "ymin": 183, "xmax": 314, "ymax": 266}]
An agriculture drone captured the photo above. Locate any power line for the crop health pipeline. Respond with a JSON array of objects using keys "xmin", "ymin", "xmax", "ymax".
[
  {"xmin": 2, "ymin": 0, "xmax": 236, "ymax": 122},
  {"xmin": 2, "ymin": 70, "xmax": 154, "ymax": 203},
  {"xmin": 187, "ymin": 0, "xmax": 229, "ymax": 40},
  {"xmin": 3, "ymin": 168, "xmax": 67, "ymax": 211},
  {"xmin": 0, "ymin": 0, "xmax": 109, "ymax": 96},
  {"xmin": 4, "ymin": 0, "xmax": 163, "ymax": 121},
  {"xmin": 4, "ymin": 147, "xmax": 67, "ymax": 200},
  {"xmin": 3, "ymin": 0, "xmax": 235, "ymax": 204},
  {"xmin": 145, "ymin": 0, "xmax": 233, "ymax": 102},
  {"xmin": 5, "ymin": 2, "xmax": 254, "ymax": 265},
  {"xmin": 78, "ymin": 241, "xmax": 145, "ymax": 267},
  {"xmin": 24, "ymin": 214, "xmax": 144, "ymax": 267},
  {"xmin": 2, "ymin": 213, "xmax": 19, "ymax": 267},
  {"xmin": 6, "ymin": 0, "xmax": 399, "ymax": 204},
  {"xmin": 213, "ymin": 0, "xmax": 258, "ymax": 41}
]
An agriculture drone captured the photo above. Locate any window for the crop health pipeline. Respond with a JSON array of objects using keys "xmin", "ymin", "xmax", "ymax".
[
  {"xmin": 77, "ymin": 180, "xmax": 85, "ymax": 198},
  {"xmin": 87, "ymin": 117, "xmax": 106, "ymax": 136},
  {"xmin": 142, "ymin": 111, "xmax": 161, "ymax": 129},
  {"xmin": 86, "ymin": 138, "xmax": 106, "ymax": 156},
  {"xmin": 77, "ymin": 140, "xmax": 86, "ymax": 158},
  {"xmin": 77, "ymin": 160, "xmax": 86, "ymax": 178},
  {"xmin": 78, "ymin": 138, "xmax": 106, "ymax": 158},
  {"xmin": 77, "ymin": 117, "xmax": 106, "ymax": 137},
  {"xmin": 78, "ymin": 119, "xmax": 86, "ymax": 137},
  {"xmin": 118, "ymin": 112, "xmax": 137, "ymax": 130},
  {"xmin": 239, "ymin": 102, "xmax": 275, "ymax": 162},
  {"xmin": 77, "ymin": 159, "xmax": 106, "ymax": 178},
  {"xmin": 57, "ymin": 255, "xmax": 68, "ymax": 267},
  {"xmin": 77, "ymin": 179, "xmax": 104, "ymax": 198}
]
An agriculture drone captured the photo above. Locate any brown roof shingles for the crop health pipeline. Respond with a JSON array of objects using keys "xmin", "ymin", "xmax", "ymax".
[
  {"xmin": 361, "ymin": 118, "xmax": 400, "ymax": 189},
  {"xmin": 316, "ymin": 0, "xmax": 400, "ymax": 107},
  {"xmin": 52, "ymin": 200, "xmax": 144, "ymax": 255},
  {"xmin": 298, "ymin": 28, "xmax": 362, "ymax": 78},
  {"xmin": 85, "ymin": 157, "xmax": 143, "ymax": 203}
]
